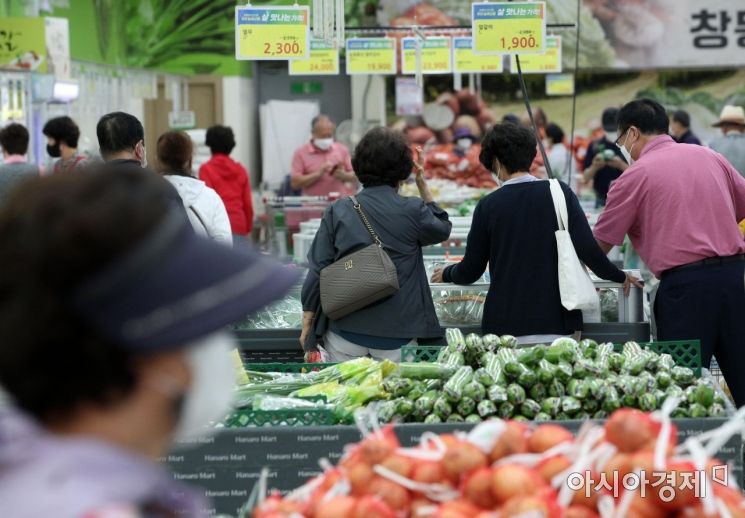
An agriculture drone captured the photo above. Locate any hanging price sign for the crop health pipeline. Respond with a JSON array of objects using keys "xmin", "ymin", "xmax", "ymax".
[
  {"xmin": 453, "ymin": 37, "xmax": 503, "ymax": 73},
  {"xmin": 510, "ymin": 35, "xmax": 562, "ymax": 73},
  {"xmin": 472, "ymin": 2, "xmax": 546, "ymax": 55},
  {"xmin": 289, "ymin": 40, "xmax": 339, "ymax": 75},
  {"xmin": 235, "ymin": 6, "xmax": 309, "ymax": 61},
  {"xmin": 345, "ymin": 38, "xmax": 397, "ymax": 75},
  {"xmin": 546, "ymin": 73, "xmax": 575, "ymax": 96},
  {"xmin": 401, "ymin": 37, "xmax": 452, "ymax": 75}
]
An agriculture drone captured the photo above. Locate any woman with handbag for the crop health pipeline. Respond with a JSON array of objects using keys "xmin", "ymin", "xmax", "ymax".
[
  {"xmin": 431, "ymin": 123, "xmax": 641, "ymax": 345},
  {"xmin": 300, "ymin": 127, "xmax": 452, "ymax": 362}
]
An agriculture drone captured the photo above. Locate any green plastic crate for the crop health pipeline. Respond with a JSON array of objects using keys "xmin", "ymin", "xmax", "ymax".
[
  {"xmin": 223, "ymin": 406, "xmax": 337, "ymax": 427},
  {"xmin": 401, "ymin": 340, "xmax": 702, "ymax": 376},
  {"xmin": 244, "ymin": 362, "xmax": 336, "ymax": 373}
]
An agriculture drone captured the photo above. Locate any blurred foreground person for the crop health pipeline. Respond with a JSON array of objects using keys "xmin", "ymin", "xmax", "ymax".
[{"xmin": 0, "ymin": 166, "xmax": 297, "ymax": 517}]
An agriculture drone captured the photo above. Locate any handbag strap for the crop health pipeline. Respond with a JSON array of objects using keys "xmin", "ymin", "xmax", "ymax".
[
  {"xmin": 188, "ymin": 205, "xmax": 213, "ymax": 239},
  {"xmin": 349, "ymin": 195, "xmax": 384, "ymax": 247},
  {"xmin": 548, "ymin": 179, "xmax": 569, "ymax": 231}
]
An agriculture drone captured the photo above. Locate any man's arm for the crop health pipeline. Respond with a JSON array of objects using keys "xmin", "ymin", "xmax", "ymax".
[{"xmin": 291, "ymin": 168, "xmax": 326, "ymax": 190}]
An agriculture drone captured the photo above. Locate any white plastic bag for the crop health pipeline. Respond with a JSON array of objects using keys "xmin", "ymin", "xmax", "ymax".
[{"xmin": 549, "ymin": 179, "xmax": 600, "ymax": 313}]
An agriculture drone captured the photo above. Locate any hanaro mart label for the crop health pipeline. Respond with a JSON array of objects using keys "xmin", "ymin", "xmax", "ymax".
[
  {"xmin": 453, "ymin": 37, "xmax": 503, "ymax": 73},
  {"xmin": 510, "ymin": 35, "xmax": 562, "ymax": 73},
  {"xmin": 472, "ymin": 2, "xmax": 546, "ymax": 55},
  {"xmin": 345, "ymin": 38, "xmax": 397, "ymax": 75},
  {"xmin": 235, "ymin": 5, "xmax": 309, "ymax": 61},
  {"xmin": 289, "ymin": 40, "xmax": 339, "ymax": 75},
  {"xmin": 401, "ymin": 37, "xmax": 452, "ymax": 75},
  {"xmin": 546, "ymin": 73, "xmax": 575, "ymax": 96}
]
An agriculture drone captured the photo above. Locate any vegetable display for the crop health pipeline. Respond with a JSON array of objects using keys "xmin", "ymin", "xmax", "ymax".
[{"xmin": 251, "ymin": 406, "xmax": 745, "ymax": 518}]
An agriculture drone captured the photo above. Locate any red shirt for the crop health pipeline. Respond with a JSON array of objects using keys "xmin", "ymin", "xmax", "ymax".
[
  {"xmin": 198, "ymin": 154, "xmax": 254, "ymax": 235},
  {"xmin": 290, "ymin": 141, "xmax": 354, "ymax": 196},
  {"xmin": 594, "ymin": 135, "xmax": 745, "ymax": 277}
]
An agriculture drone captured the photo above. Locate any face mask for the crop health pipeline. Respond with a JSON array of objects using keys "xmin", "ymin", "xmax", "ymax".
[
  {"xmin": 47, "ymin": 142, "xmax": 61, "ymax": 158},
  {"xmin": 163, "ymin": 332, "xmax": 237, "ymax": 445},
  {"xmin": 314, "ymin": 138, "xmax": 333, "ymax": 151},
  {"xmin": 456, "ymin": 138, "xmax": 472, "ymax": 150},
  {"xmin": 136, "ymin": 141, "xmax": 147, "ymax": 168},
  {"xmin": 491, "ymin": 163, "xmax": 503, "ymax": 187},
  {"xmin": 605, "ymin": 131, "xmax": 618, "ymax": 143},
  {"xmin": 620, "ymin": 132, "xmax": 635, "ymax": 165}
]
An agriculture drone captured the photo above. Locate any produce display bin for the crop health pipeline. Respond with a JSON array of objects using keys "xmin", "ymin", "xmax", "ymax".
[{"xmin": 162, "ymin": 420, "xmax": 743, "ymax": 517}]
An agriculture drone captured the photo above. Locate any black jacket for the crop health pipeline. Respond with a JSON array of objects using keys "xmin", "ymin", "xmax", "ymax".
[
  {"xmin": 444, "ymin": 180, "xmax": 625, "ymax": 336},
  {"xmin": 302, "ymin": 186, "xmax": 452, "ymax": 349}
]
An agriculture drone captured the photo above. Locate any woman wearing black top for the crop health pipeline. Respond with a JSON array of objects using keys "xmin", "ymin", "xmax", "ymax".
[{"xmin": 432, "ymin": 123, "xmax": 640, "ymax": 343}]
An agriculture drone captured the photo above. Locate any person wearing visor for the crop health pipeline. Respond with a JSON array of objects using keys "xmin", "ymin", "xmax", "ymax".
[
  {"xmin": 0, "ymin": 166, "xmax": 297, "ymax": 517},
  {"xmin": 594, "ymin": 98, "xmax": 745, "ymax": 406},
  {"xmin": 42, "ymin": 116, "xmax": 87, "ymax": 174},
  {"xmin": 290, "ymin": 114, "xmax": 357, "ymax": 196}
]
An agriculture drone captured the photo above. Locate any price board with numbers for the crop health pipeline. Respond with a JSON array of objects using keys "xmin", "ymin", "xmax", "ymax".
[
  {"xmin": 510, "ymin": 35, "xmax": 562, "ymax": 73},
  {"xmin": 289, "ymin": 40, "xmax": 339, "ymax": 75},
  {"xmin": 472, "ymin": 1, "xmax": 546, "ymax": 55},
  {"xmin": 401, "ymin": 37, "xmax": 452, "ymax": 75},
  {"xmin": 546, "ymin": 73, "xmax": 575, "ymax": 96},
  {"xmin": 345, "ymin": 38, "xmax": 397, "ymax": 75},
  {"xmin": 453, "ymin": 37, "xmax": 503, "ymax": 73},
  {"xmin": 235, "ymin": 5, "xmax": 309, "ymax": 61}
]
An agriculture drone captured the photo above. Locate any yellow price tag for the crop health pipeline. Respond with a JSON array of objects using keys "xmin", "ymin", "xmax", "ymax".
[
  {"xmin": 401, "ymin": 37, "xmax": 452, "ymax": 75},
  {"xmin": 511, "ymin": 36, "xmax": 562, "ymax": 73},
  {"xmin": 289, "ymin": 40, "xmax": 339, "ymax": 75},
  {"xmin": 453, "ymin": 37, "xmax": 503, "ymax": 73},
  {"xmin": 546, "ymin": 73, "xmax": 575, "ymax": 96},
  {"xmin": 345, "ymin": 38, "xmax": 397, "ymax": 75},
  {"xmin": 235, "ymin": 6, "xmax": 309, "ymax": 61},
  {"xmin": 472, "ymin": 2, "xmax": 546, "ymax": 55}
]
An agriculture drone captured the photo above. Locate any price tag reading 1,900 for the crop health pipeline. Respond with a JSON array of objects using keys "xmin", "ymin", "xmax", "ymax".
[
  {"xmin": 346, "ymin": 38, "xmax": 397, "ymax": 75},
  {"xmin": 289, "ymin": 40, "xmax": 339, "ymax": 75},
  {"xmin": 472, "ymin": 1, "xmax": 546, "ymax": 55},
  {"xmin": 510, "ymin": 35, "xmax": 562, "ymax": 74},
  {"xmin": 235, "ymin": 6, "xmax": 309, "ymax": 61}
]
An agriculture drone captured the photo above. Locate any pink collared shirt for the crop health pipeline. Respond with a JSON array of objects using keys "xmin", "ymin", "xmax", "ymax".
[
  {"xmin": 594, "ymin": 135, "xmax": 745, "ymax": 277},
  {"xmin": 290, "ymin": 141, "xmax": 354, "ymax": 196},
  {"xmin": 2, "ymin": 154, "xmax": 27, "ymax": 164}
]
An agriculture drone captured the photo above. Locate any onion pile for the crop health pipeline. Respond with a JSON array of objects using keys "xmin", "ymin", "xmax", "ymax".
[{"xmin": 252, "ymin": 407, "xmax": 745, "ymax": 518}]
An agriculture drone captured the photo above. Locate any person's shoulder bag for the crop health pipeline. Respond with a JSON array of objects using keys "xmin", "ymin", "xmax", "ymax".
[
  {"xmin": 548, "ymin": 179, "xmax": 600, "ymax": 312},
  {"xmin": 319, "ymin": 195, "xmax": 400, "ymax": 320}
]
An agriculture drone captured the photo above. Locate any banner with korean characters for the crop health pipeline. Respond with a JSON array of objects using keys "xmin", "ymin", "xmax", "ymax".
[
  {"xmin": 546, "ymin": 73, "xmax": 575, "ymax": 96},
  {"xmin": 510, "ymin": 35, "xmax": 562, "ymax": 74},
  {"xmin": 235, "ymin": 5, "xmax": 310, "ymax": 61},
  {"xmin": 471, "ymin": 2, "xmax": 546, "ymax": 55},
  {"xmin": 289, "ymin": 39, "xmax": 339, "ymax": 76},
  {"xmin": 401, "ymin": 36, "xmax": 452, "ymax": 75},
  {"xmin": 345, "ymin": 38, "xmax": 397, "ymax": 75},
  {"xmin": 453, "ymin": 36, "xmax": 503, "ymax": 74}
]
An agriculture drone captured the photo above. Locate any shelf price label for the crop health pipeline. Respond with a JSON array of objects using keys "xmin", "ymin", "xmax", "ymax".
[
  {"xmin": 510, "ymin": 35, "xmax": 562, "ymax": 73},
  {"xmin": 345, "ymin": 38, "xmax": 397, "ymax": 75},
  {"xmin": 289, "ymin": 40, "xmax": 339, "ymax": 75},
  {"xmin": 472, "ymin": 2, "xmax": 546, "ymax": 55},
  {"xmin": 546, "ymin": 73, "xmax": 575, "ymax": 96},
  {"xmin": 401, "ymin": 37, "xmax": 452, "ymax": 75},
  {"xmin": 453, "ymin": 37, "xmax": 503, "ymax": 73},
  {"xmin": 235, "ymin": 6, "xmax": 309, "ymax": 61}
]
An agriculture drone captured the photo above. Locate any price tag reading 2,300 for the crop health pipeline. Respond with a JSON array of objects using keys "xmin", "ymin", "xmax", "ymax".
[
  {"xmin": 235, "ymin": 6, "xmax": 309, "ymax": 61},
  {"xmin": 346, "ymin": 38, "xmax": 397, "ymax": 75},
  {"xmin": 472, "ymin": 2, "xmax": 546, "ymax": 55}
]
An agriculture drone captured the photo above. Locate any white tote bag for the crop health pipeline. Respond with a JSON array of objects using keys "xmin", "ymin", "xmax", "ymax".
[{"xmin": 549, "ymin": 179, "xmax": 600, "ymax": 313}]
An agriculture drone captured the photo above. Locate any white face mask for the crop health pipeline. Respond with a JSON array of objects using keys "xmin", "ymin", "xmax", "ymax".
[
  {"xmin": 491, "ymin": 162, "xmax": 503, "ymax": 187},
  {"xmin": 605, "ymin": 131, "xmax": 618, "ymax": 143},
  {"xmin": 313, "ymin": 138, "xmax": 333, "ymax": 151},
  {"xmin": 166, "ymin": 332, "xmax": 237, "ymax": 445},
  {"xmin": 456, "ymin": 138, "xmax": 472, "ymax": 150},
  {"xmin": 620, "ymin": 131, "xmax": 635, "ymax": 165}
]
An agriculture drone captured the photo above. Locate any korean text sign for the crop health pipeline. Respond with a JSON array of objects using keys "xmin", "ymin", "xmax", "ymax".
[
  {"xmin": 235, "ymin": 6, "xmax": 309, "ymax": 61},
  {"xmin": 472, "ymin": 2, "xmax": 546, "ymax": 55}
]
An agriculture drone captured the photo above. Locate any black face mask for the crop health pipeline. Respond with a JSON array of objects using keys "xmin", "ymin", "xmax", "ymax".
[{"xmin": 47, "ymin": 142, "xmax": 61, "ymax": 158}]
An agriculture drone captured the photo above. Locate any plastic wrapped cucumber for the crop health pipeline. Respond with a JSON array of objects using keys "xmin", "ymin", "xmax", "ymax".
[
  {"xmin": 413, "ymin": 391, "xmax": 437, "ymax": 418},
  {"xmin": 433, "ymin": 397, "xmax": 453, "ymax": 419},
  {"xmin": 446, "ymin": 328, "xmax": 466, "ymax": 350},
  {"xmin": 537, "ymin": 359, "xmax": 557, "ymax": 384},
  {"xmin": 423, "ymin": 414, "xmax": 442, "ymax": 424},
  {"xmin": 488, "ymin": 384, "xmax": 509, "ymax": 403},
  {"xmin": 548, "ymin": 379, "xmax": 566, "ymax": 397},
  {"xmin": 529, "ymin": 383, "xmax": 547, "ymax": 401},
  {"xmin": 541, "ymin": 397, "xmax": 562, "ymax": 417},
  {"xmin": 517, "ymin": 345, "xmax": 545, "ymax": 366},
  {"xmin": 482, "ymin": 334, "xmax": 500, "ymax": 351},
  {"xmin": 562, "ymin": 396, "xmax": 582, "ymax": 414},
  {"xmin": 498, "ymin": 401, "xmax": 515, "ymax": 418},
  {"xmin": 477, "ymin": 399, "xmax": 497, "ymax": 417},
  {"xmin": 465, "ymin": 414, "xmax": 482, "ymax": 424},
  {"xmin": 507, "ymin": 383, "xmax": 527, "ymax": 405},
  {"xmin": 463, "ymin": 380, "xmax": 487, "ymax": 402},
  {"xmin": 672, "ymin": 366, "xmax": 696, "ymax": 386},
  {"xmin": 520, "ymin": 399, "xmax": 541, "ymax": 419},
  {"xmin": 500, "ymin": 335, "xmax": 518, "ymax": 348},
  {"xmin": 474, "ymin": 367, "xmax": 495, "ymax": 387},
  {"xmin": 444, "ymin": 366, "xmax": 473, "ymax": 401},
  {"xmin": 457, "ymin": 397, "xmax": 476, "ymax": 416},
  {"xmin": 447, "ymin": 414, "xmax": 464, "ymax": 423},
  {"xmin": 544, "ymin": 343, "xmax": 576, "ymax": 364},
  {"xmin": 535, "ymin": 412, "xmax": 552, "ymax": 422},
  {"xmin": 481, "ymin": 351, "xmax": 506, "ymax": 384}
]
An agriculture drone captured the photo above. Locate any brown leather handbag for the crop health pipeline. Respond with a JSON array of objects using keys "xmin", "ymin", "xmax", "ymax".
[{"xmin": 319, "ymin": 196, "xmax": 400, "ymax": 320}]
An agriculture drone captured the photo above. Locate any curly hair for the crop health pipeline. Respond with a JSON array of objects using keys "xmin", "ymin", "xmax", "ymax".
[
  {"xmin": 42, "ymin": 116, "xmax": 80, "ymax": 148},
  {"xmin": 157, "ymin": 131, "xmax": 193, "ymax": 176},
  {"xmin": 205, "ymin": 125, "xmax": 236, "ymax": 155},
  {"xmin": 479, "ymin": 123, "xmax": 537, "ymax": 174},
  {"xmin": 0, "ymin": 166, "xmax": 170, "ymax": 423},
  {"xmin": 352, "ymin": 127, "xmax": 414, "ymax": 188}
]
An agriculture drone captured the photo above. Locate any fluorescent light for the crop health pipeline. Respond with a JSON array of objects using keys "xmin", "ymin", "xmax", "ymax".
[{"xmin": 52, "ymin": 81, "xmax": 79, "ymax": 102}]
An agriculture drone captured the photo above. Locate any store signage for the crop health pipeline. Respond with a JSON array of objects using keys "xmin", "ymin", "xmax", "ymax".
[
  {"xmin": 289, "ymin": 39, "xmax": 339, "ymax": 75},
  {"xmin": 546, "ymin": 73, "xmax": 575, "ymax": 96},
  {"xmin": 471, "ymin": 2, "xmax": 546, "ymax": 55},
  {"xmin": 453, "ymin": 37, "xmax": 503, "ymax": 73},
  {"xmin": 290, "ymin": 80, "xmax": 322, "ymax": 95},
  {"xmin": 235, "ymin": 6, "xmax": 310, "ymax": 61},
  {"xmin": 0, "ymin": 17, "xmax": 47, "ymax": 73},
  {"xmin": 395, "ymin": 77, "xmax": 424, "ymax": 116},
  {"xmin": 44, "ymin": 17, "xmax": 70, "ymax": 79},
  {"xmin": 401, "ymin": 37, "xmax": 452, "ymax": 75},
  {"xmin": 510, "ymin": 35, "xmax": 562, "ymax": 74},
  {"xmin": 168, "ymin": 111, "xmax": 196, "ymax": 130},
  {"xmin": 345, "ymin": 38, "xmax": 396, "ymax": 75}
]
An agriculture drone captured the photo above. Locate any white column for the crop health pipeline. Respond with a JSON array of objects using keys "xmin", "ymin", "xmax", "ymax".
[
  {"xmin": 351, "ymin": 75, "xmax": 386, "ymax": 126},
  {"xmin": 222, "ymin": 73, "xmax": 259, "ymax": 186}
]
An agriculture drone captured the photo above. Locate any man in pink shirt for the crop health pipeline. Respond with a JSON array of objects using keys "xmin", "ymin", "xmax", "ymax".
[
  {"xmin": 290, "ymin": 115, "xmax": 357, "ymax": 196},
  {"xmin": 594, "ymin": 99, "xmax": 745, "ymax": 406}
]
